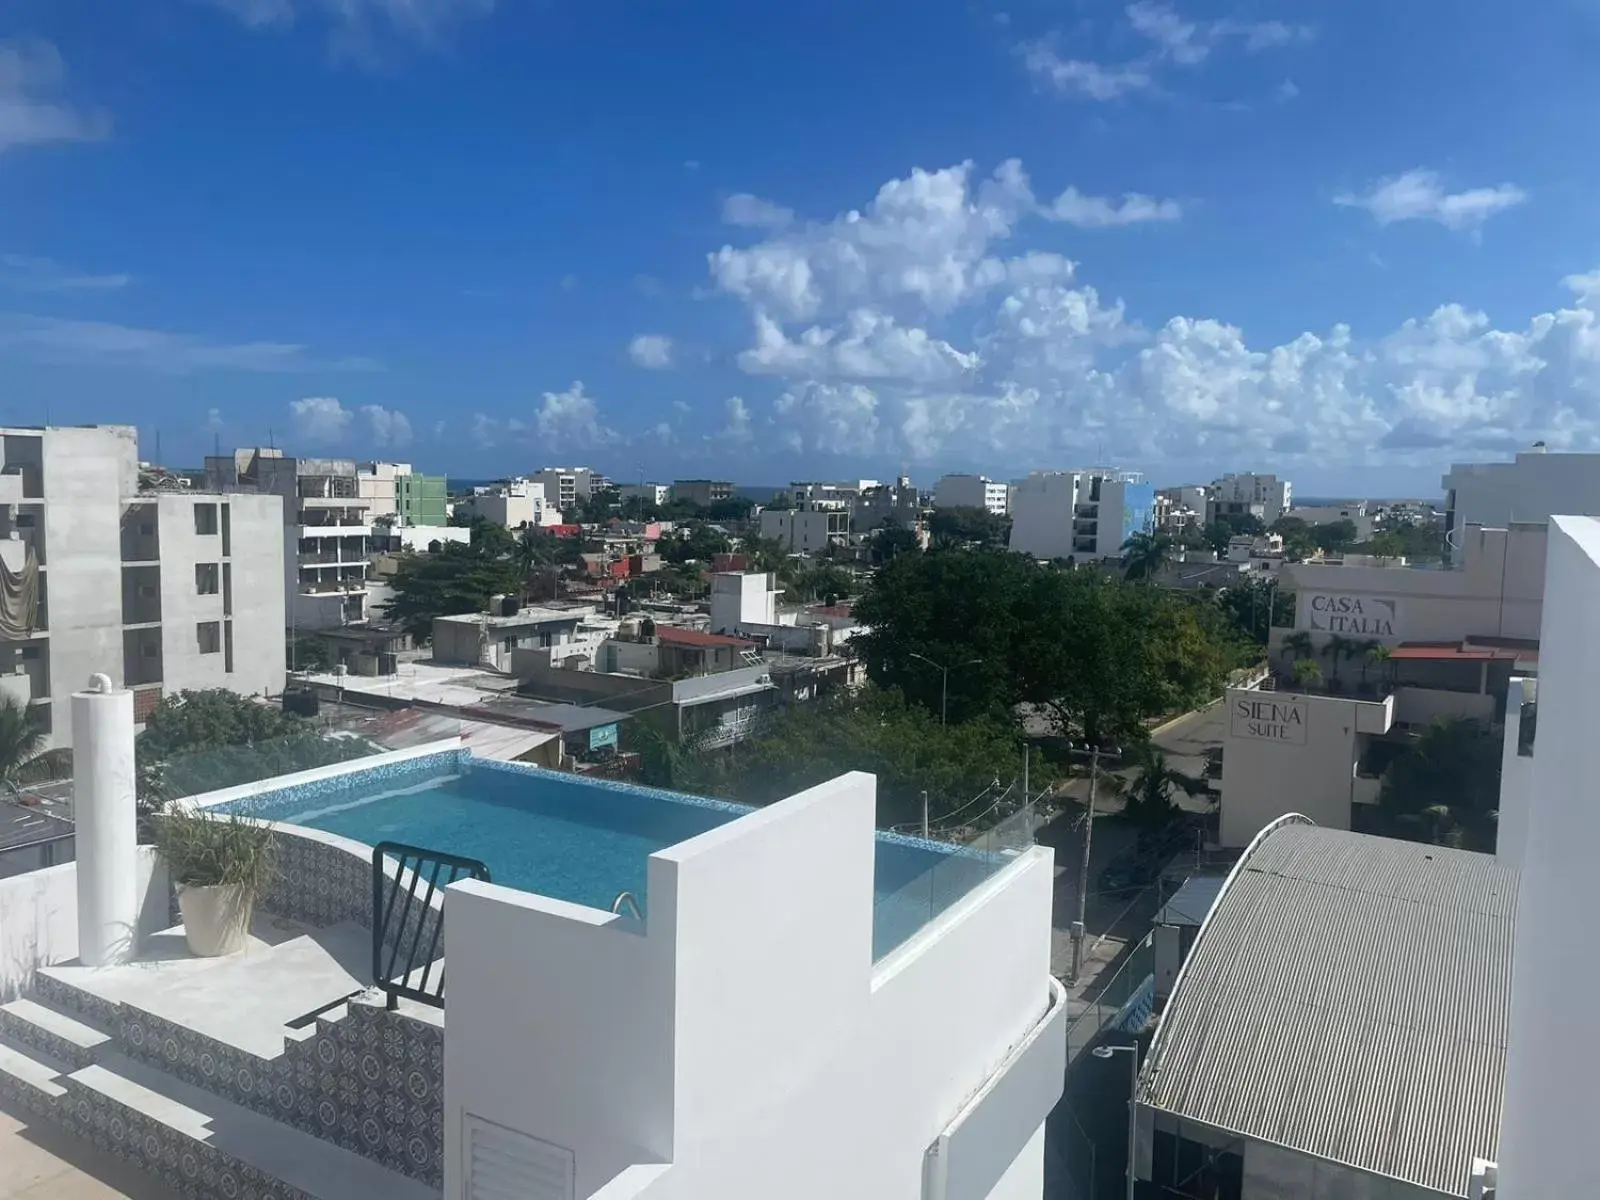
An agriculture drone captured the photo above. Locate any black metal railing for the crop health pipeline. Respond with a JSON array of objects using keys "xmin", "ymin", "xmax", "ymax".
[{"xmin": 371, "ymin": 841, "xmax": 490, "ymax": 1010}]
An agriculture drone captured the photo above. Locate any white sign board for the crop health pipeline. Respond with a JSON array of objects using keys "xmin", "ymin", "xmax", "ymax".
[
  {"xmin": 1231, "ymin": 695, "xmax": 1308, "ymax": 745},
  {"xmin": 1305, "ymin": 593, "xmax": 1400, "ymax": 638}
]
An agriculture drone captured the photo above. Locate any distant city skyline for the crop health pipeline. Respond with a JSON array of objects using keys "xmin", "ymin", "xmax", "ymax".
[{"xmin": 6, "ymin": 3, "xmax": 1598, "ymax": 496}]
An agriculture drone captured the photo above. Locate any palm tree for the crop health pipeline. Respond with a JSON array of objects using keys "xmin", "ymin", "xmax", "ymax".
[
  {"xmin": 1361, "ymin": 641, "xmax": 1391, "ymax": 689},
  {"xmin": 1122, "ymin": 745, "xmax": 1207, "ymax": 824},
  {"xmin": 0, "ymin": 696, "xmax": 70, "ymax": 792},
  {"xmin": 1291, "ymin": 657, "xmax": 1323, "ymax": 691},
  {"xmin": 1120, "ymin": 532, "xmax": 1174, "ymax": 583},
  {"xmin": 1280, "ymin": 630, "xmax": 1313, "ymax": 668},
  {"xmin": 1322, "ymin": 634, "xmax": 1357, "ymax": 685}
]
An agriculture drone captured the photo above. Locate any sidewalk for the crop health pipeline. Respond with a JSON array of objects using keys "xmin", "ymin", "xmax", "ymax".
[{"xmin": 0, "ymin": 1101, "xmax": 169, "ymax": 1200}]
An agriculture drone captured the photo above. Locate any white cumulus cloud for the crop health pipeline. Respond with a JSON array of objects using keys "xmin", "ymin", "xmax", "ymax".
[
  {"xmin": 627, "ymin": 334, "xmax": 674, "ymax": 369},
  {"xmin": 362, "ymin": 404, "xmax": 412, "ymax": 447},
  {"xmin": 706, "ymin": 159, "xmax": 1600, "ymax": 471},
  {"xmin": 536, "ymin": 382, "xmax": 616, "ymax": 447},
  {"xmin": 1018, "ymin": 43, "xmax": 1152, "ymax": 100},
  {"xmin": 722, "ymin": 193, "xmax": 796, "ymax": 230},
  {"xmin": 289, "ymin": 396, "xmax": 353, "ymax": 442},
  {"xmin": 1044, "ymin": 187, "xmax": 1181, "ymax": 228},
  {"xmin": 1336, "ymin": 168, "xmax": 1528, "ymax": 233}
]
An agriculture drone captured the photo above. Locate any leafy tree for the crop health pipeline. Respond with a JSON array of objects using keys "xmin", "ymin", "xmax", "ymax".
[
  {"xmin": 1201, "ymin": 514, "xmax": 1263, "ymax": 555},
  {"xmin": 1354, "ymin": 639, "xmax": 1383, "ymax": 685},
  {"xmin": 468, "ymin": 517, "xmax": 516, "ymax": 559},
  {"xmin": 1379, "ymin": 718, "xmax": 1500, "ymax": 850},
  {"xmin": 382, "ymin": 541, "xmax": 525, "ymax": 641},
  {"xmin": 1355, "ymin": 518, "xmax": 1445, "ymax": 563},
  {"xmin": 929, "ymin": 506, "xmax": 1011, "ymax": 548},
  {"xmin": 869, "ymin": 521, "xmax": 920, "ymax": 565},
  {"xmin": 1311, "ymin": 519, "xmax": 1359, "ymax": 554},
  {"xmin": 286, "ymin": 635, "xmax": 333, "ymax": 672},
  {"xmin": 785, "ymin": 565, "xmax": 856, "ymax": 604},
  {"xmin": 1120, "ymin": 532, "xmax": 1174, "ymax": 582},
  {"xmin": 1364, "ymin": 642, "xmax": 1392, "ymax": 688},
  {"xmin": 135, "ymin": 690, "xmax": 376, "ymax": 810},
  {"xmin": 1268, "ymin": 516, "xmax": 1317, "ymax": 560},
  {"xmin": 660, "ymin": 521, "xmax": 731, "ymax": 566},
  {"xmin": 0, "ymin": 696, "xmax": 70, "ymax": 791},
  {"xmin": 1216, "ymin": 577, "xmax": 1293, "ymax": 644}
]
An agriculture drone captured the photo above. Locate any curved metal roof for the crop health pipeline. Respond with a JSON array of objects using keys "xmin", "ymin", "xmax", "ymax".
[{"xmin": 1140, "ymin": 820, "xmax": 1517, "ymax": 1196}]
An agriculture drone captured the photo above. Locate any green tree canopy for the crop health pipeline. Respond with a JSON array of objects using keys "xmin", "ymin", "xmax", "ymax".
[
  {"xmin": 1215, "ymin": 577, "xmax": 1294, "ymax": 644},
  {"xmin": 381, "ymin": 540, "xmax": 525, "ymax": 642},
  {"xmin": 0, "ymin": 696, "xmax": 70, "ymax": 790},
  {"xmin": 928, "ymin": 506, "xmax": 1011, "ymax": 548},
  {"xmin": 644, "ymin": 687, "xmax": 1034, "ymax": 831},
  {"xmin": 854, "ymin": 549, "xmax": 1229, "ymax": 744},
  {"xmin": 1120, "ymin": 532, "xmax": 1174, "ymax": 581}
]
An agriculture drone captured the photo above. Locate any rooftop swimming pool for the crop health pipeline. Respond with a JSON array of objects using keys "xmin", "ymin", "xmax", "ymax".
[{"xmin": 217, "ymin": 750, "xmax": 1016, "ymax": 960}]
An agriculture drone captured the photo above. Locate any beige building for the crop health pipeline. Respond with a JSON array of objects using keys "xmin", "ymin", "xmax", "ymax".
[{"xmin": 1, "ymin": 426, "xmax": 286, "ymax": 748}]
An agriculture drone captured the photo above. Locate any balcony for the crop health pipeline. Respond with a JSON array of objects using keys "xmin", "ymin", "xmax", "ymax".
[
  {"xmin": 0, "ymin": 463, "xmax": 43, "ymax": 501},
  {"xmin": 300, "ymin": 580, "xmax": 369, "ymax": 595}
]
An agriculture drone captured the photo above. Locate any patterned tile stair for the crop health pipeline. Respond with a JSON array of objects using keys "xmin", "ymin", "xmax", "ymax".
[
  {"xmin": 0, "ymin": 1031, "xmax": 70, "ymax": 1115},
  {"xmin": 61, "ymin": 1052, "xmax": 438, "ymax": 1200},
  {"xmin": 23, "ymin": 955, "xmax": 446, "ymax": 1189},
  {"xmin": 0, "ymin": 995, "xmax": 114, "ymax": 1069}
]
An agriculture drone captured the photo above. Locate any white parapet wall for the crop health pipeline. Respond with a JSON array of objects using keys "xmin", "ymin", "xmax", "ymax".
[
  {"xmin": 1497, "ymin": 517, "xmax": 1600, "ymax": 1199},
  {"xmin": 442, "ymin": 771, "xmax": 1062, "ymax": 1200},
  {"xmin": 1496, "ymin": 677, "xmax": 1536, "ymax": 869},
  {"xmin": 0, "ymin": 847, "xmax": 171, "ymax": 1001}
]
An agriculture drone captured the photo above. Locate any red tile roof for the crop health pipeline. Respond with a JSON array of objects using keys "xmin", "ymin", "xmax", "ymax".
[
  {"xmin": 1388, "ymin": 641, "xmax": 1524, "ymax": 661},
  {"xmin": 655, "ymin": 625, "xmax": 756, "ymax": 649}
]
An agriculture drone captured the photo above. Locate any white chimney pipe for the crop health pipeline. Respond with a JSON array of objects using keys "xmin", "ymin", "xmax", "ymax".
[{"xmin": 71, "ymin": 674, "xmax": 139, "ymax": 967}]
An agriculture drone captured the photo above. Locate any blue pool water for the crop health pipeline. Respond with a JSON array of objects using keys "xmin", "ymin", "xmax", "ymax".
[{"xmin": 220, "ymin": 752, "xmax": 1006, "ymax": 959}]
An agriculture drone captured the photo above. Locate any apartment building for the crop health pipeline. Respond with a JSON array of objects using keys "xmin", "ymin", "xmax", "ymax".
[
  {"xmin": 1008, "ymin": 469, "xmax": 1156, "ymax": 561},
  {"xmin": 759, "ymin": 506, "xmax": 850, "ymax": 553},
  {"xmin": 532, "ymin": 466, "xmax": 608, "ymax": 512},
  {"xmin": 206, "ymin": 448, "xmax": 374, "ymax": 631},
  {"xmin": 853, "ymin": 475, "xmax": 922, "ymax": 532},
  {"xmin": 671, "ymin": 478, "xmax": 734, "ymax": 507},
  {"xmin": 358, "ymin": 462, "xmax": 448, "ymax": 527},
  {"xmin": 934, "ymin": 473, "xmax": 1010, "ymax": 515},
  {"xmin": 1207, "ymin": 472, "xmax": 1292, "ymax": 526},
  {"xmin": 455, "ymin": 481, "xmax": 556, "ymax": 529},
  {"xmin": 0, "ymin": 426, "xmax": 285, "ymax": 748}
]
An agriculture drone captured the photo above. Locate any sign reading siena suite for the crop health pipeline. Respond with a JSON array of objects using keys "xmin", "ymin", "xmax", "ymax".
[
  {"xmin": 1231, "ymin": 695, "xmax": 1308, "ymax": 745},
  {"xmin": 1306, "ymin": 593, "xmax": 1400, "ymax": 638}
]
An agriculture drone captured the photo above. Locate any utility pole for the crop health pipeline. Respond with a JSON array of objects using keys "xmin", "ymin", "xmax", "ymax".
[
  {"xmin": 921, "ymin": 790, "xmax": 929, "ymax": 838},
  {"xmin": 908, "ymin": 652, "xmax": 982, "ymax": 726},
  {"xmin": 1070, "ymin": 744, "xmax": 1101, "ymax": 983}
]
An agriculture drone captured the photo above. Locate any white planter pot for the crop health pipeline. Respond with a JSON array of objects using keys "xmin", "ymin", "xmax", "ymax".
[{"xmin": 176, "ymin": 883, "xmax": 253, "ymax": 957}]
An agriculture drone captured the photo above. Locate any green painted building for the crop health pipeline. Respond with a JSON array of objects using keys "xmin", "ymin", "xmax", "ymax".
[{"xmin": 396, "ymin": 471, "xmax": 448, "ymax": 527}]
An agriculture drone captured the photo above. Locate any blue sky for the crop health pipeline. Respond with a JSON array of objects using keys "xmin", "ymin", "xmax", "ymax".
[{"xmin": 4, "ymin": 1, "xmax": 1600, "ymax": 494}]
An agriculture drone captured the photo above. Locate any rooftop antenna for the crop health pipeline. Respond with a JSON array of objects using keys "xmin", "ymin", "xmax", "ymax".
[
  {"xmin": 213, "ymin": 431, "xmax": 222, "ymax": 458},
  {"xmin": 268, "ymin": 426, "xmax": 276, "ymax": 451},
  {"xmin": 154, "ymin": 429, "xmax": 162, "ymax": 466}
]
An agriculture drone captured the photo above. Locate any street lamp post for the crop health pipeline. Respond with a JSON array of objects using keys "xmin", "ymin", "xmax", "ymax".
[
  {"xmin": 907, "ymin": 652, "xmax": 982, "ymax": 726},
  {"xmin": 1092, "ymin": 1043, "xmax": 1139, "ymax": 1200}
]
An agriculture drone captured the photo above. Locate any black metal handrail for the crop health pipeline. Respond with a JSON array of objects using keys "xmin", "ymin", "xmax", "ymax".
[{"xmin": 371, "ymin": 841, "xmax": 490, "ymax": 1010}]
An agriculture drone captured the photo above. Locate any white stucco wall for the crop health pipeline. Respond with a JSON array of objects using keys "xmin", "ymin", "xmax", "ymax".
[
  {"xmin": 158, "ymin": 494, "xmax": 232, "ymax": 692},
  {"xmin": 1219, "ymin": 688, "xmax": 1394, "ymax": 846},
  {"xmin": 1496, "ymin": 517, "xmax": 1600, "ymax": 1200},
  {"xmin": 0, "ymin": 847, "xmax": 170, "ymax": 1000},
  {"xmin": 1444, "ymin": 451, "xmax": 1600, "ymax": 540},
  {"xmin": 42, "ymin": 427, "xmax": 137, "ymax": 746},
  {"xmin": 1495, "ymin": 677, "xmax": 1536, "ymax": 869},
  {"xmin": 443, "ymin": 772, "xmax": 1062, "ymax": 1200}
]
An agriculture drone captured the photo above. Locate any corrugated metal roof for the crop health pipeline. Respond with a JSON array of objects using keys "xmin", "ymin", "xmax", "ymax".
[
  {"xmin": 1155, "ymin": 874, "xmax": 1227, "ymax": 928},
  {"xmin": 1141, "ymin": 823, "xmax": 1516, "ymax": 1197}
]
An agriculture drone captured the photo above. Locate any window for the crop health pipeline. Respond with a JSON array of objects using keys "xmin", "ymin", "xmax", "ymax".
[
  {"xmin": 196, "ymin": 621, "xmax": 221, "ymax": 654},
  {"xmin": 194, "ymin": 504, "xmax": 219, "ymax": 535},
  {"xmin": 195, "ymin": 563, "xmax": 220, "ymax": 595}
]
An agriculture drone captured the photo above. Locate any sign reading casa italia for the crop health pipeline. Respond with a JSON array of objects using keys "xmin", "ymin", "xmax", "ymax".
[
  {"xmin": 1306, "ymin": 593, "xmax": 1399, "ymax": 638},
  {"xmin": 1231, "ymin": 695, "xmax": 1308, "ymax": 744}
]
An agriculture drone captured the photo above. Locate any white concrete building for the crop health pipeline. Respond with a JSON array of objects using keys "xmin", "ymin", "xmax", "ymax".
[
  {"xmin": 206, "ymin": 448, "xmax": 375, "ymax": 631},
  {"xmin": 433, "ymin": 603, "xmax": 601, "ymax": 673},
  {"xmin": 1207, "ymin": 473, "xmax": 1291, "ymax": 526},
  {"xmin": 532, "ymin": 466, "xmax": 607, "ymax": 511},
  {"xmin": 1218, "ymin": 687, "xmax": 1395, "ymax": 846},
  {"xmin": 356, "ymin": 460, "xmax": 405, "ymax": 521},
  {"xmin": 1441, "ymin": 447, "xmax": 1600, "ymax": 556},
  {"xmin": 934, "ymin": 474, "xmax": 1011, "ymax": 515},
  {"xmin": 1007, "ymin": 470, "xmax": 1155, "ymax": 562},
  {"xmin": 1, "ymin": 426, "xmax": 285, "ymax": 748},
  {"xmin": 760, "ymin": 507, "xmax": 849, "ymax": 553},
  {"xmin": 456, "ymin": 483, "xmax": 556, "ymax": 529},
  {"xmin": 787, "ymin": 481, "xmax": 859, "ymax": 511},
  {"xmin": 708, "ymin": 572, "xmax": 777, "ymax": 635}
]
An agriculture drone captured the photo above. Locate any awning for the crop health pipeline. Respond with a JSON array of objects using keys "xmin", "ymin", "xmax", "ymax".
[{"xmin": 1388, "ymin": 641, "xmax": 1524, "ymax": 662}]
